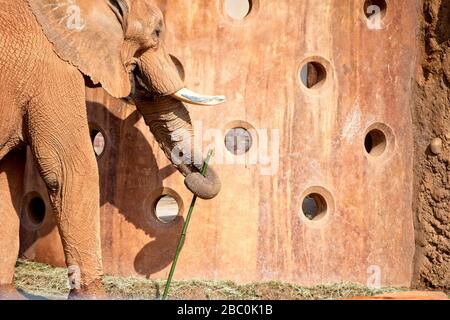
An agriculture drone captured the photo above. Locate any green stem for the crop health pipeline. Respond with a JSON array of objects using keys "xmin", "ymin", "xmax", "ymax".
[{"xmin": 162, "ymin": 150, "xmax": 214, "ymax": 300}]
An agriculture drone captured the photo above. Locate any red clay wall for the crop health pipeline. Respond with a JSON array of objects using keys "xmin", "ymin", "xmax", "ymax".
[{"xmin": 19, "ymin": 0, "xmax": 420, "ymax": 286}]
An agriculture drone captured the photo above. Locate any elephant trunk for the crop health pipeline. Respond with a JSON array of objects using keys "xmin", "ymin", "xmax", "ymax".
[{"xmin": 135, "ymin": 96, "xmax": 221, "ymax": 199}]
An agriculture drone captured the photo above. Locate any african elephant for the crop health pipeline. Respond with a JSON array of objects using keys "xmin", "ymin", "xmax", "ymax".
[{"xmin": 0, "ymin": 0, "xmax": 223, "ymax": 299}]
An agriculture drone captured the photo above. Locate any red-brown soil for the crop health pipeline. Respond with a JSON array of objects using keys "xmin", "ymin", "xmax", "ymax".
[{"xmin": 413, "ymin": 0, "xmax": 450, "ymax": 291}]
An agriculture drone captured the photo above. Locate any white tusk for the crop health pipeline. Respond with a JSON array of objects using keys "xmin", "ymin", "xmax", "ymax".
[{"xmin": 171, "ymin": 88, "xmax": 226, "ymax": 106}]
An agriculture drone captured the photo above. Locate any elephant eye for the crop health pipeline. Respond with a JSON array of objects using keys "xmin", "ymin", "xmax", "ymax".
[
  {"xmin": 152, "ymin": 20, "xmax": 163, "ymax": 39},
  {"xmin": 153, "ymin": 26, "xmax": 162, "ymax": 38}
]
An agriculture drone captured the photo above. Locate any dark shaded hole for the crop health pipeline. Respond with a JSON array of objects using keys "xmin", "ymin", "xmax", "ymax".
[
  {"xmin": 90, "ymin": 130, "xmax": 105, "ymax": 157},
  {"xmin": 27, "ymin": 197, "xmax": 46, "ymax": 226},
  {"xmin": 224, "ymin": 0, "xmax": 252, "ymax": 20},
  {"xmin": 302, "ymin": 193, "xmax": 327, "ymax": 221},
  {"xmin": 437, "ymin": 0, "xmax": 450, "ymax": 44},
  {"xmin": 225, "ymin": 127, "xmax": 253, "ymax": 155},
  {"xmin": 300, "ymin": 62, "xmax": 327, "ymax": 89},
  {"xmin": 154, "ymin": 195, "xmax": 179, "ymax": 224},
  {"xmin": 364, "ymin": 129, "xmax": 387, "ymax": 156},
  {"xmin": 364, "ymin": 0, "xmax": 387, "ymax": 20}
]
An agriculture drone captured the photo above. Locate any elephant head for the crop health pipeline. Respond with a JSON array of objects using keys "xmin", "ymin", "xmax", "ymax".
[{"xmin": 28, "ymin": 0, "xmax": 223, "ymax": 199}]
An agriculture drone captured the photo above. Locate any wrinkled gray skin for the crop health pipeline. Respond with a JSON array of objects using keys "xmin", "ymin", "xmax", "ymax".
[{"xmin": 0, "ymin": 0, "xmax": 220, "ymax": 300}]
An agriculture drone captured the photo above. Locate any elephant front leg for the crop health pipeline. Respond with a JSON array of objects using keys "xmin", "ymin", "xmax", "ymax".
[
  {"xmin": 29, "ymin": 127, "xmax": 105, "ymax": 299},
  {"xmin": 27, "ymin": 95, "xmax": 105, "ymax": 299}
]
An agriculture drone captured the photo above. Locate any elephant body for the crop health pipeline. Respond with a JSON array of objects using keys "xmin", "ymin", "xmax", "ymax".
[
  {"xmin": 0, "ymin": 0, "xmax": 103, "ymax": 298},
  {"xmin": 0, "ymin": 0, "xmax": 222, "ymax": 299},
  {"xmin": 0, "ymin": 0, "xmax": 88, "ymax": 158}
]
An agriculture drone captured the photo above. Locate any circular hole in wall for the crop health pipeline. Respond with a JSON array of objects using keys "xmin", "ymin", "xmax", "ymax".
[
  {"xmin": 299, "ymin": 62, "xmax": 327, "ymax": 89},
  {"xmin": 364, "ymin": 0, "xmax": 387, "ymax": 20},
  {"xmin": 22, "ymin": 193, "xmax": 46, "ymax": 230},
  {"xmin": 364, "ymin": 129, "xmax": 387, "ymax": 157},
  {"xmin": 154, "ymin": 195, "xmax": 180, "ymax": 224},
  {"xmin": 224, "ymin": 0, "xmax": 252, "ymax": 20},
  {"xmin": 170, "ymin": 55, "xmax": 185, "ymax": 82},
  {"xmin": 225, "ymin": 127, "xmax": 253, "ymax": 155},
  {"xmin": 302, "ymin": 193, "xmax": 328, "ymax": 221},
  {"xmin": 90, "ymin": 129, "xmax": 105, "ymax": 157}
]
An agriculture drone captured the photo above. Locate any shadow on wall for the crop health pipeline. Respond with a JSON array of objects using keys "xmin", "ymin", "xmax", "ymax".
[
  {"xmin": 19, "ymin": 101, "xmax": 185, "ymax": 278},
  {"xmin": 89, "ymin": 101, "xmax": 186, "ymax": 278}
]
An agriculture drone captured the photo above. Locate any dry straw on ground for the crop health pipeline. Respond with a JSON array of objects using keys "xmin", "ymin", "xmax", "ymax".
[{"xmin": 14, "ymin": 260, "xmax": 406, "ymax": 300}]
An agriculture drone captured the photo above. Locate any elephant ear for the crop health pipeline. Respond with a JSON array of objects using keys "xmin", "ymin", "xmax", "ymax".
[{"xmin": 27, "ymin": 0, "xmax": 131, "ymax": 98}]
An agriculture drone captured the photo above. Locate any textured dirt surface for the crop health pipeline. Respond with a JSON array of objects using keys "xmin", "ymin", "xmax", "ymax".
[
  {"xmin": 413, "ymin": 0, "xmax": 450, "ymax": 291},
  {"xmin": 348, "ymin": 291, "xmax": 449, "ymax": 300}
]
